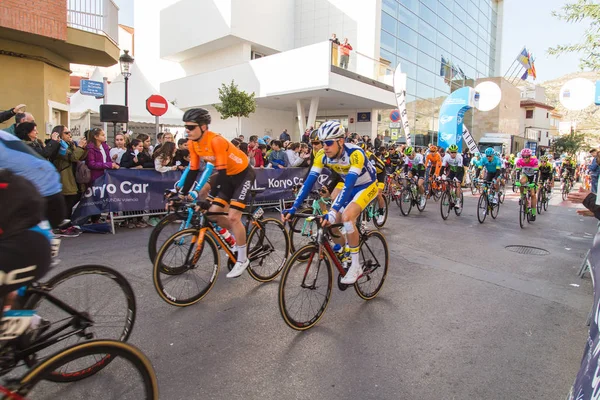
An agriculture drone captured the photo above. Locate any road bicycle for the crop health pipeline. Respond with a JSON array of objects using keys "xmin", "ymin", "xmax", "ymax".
[
  {"xmin": 288, "ymin": 190, "xmax": 329, "ymax": 258},
  {"xmin": 359, "ymin": 197, "xmax": 388, "ymax": 229},
  {"xmin": 477, "ymin": 181, "xmax": 500, "ymax": 223},
  {"xmin": 398, "ymin": 176, "xmax": 427, "ymax": 216},
  {"xmin": 516, "ymin": 182, "xmax": 537, "ymax": 228},
  {"xmin": 278, "ymin": 214, "xmax": 388, "ymax": 331},
  {"xmin": 0, "ymin": 264, "xmax": 155, "ymax": 398},
  {"xmin": 562, "ymin": 175, "xmax": 574, "ymax": 201},
  {"xmin": 383, "ymin": 172, "xmax": 403, "ymax": 205},
  {"xmin": 537, "ymin": 179, "xmax": 552, "ymax": 213},
  {"xmin": 153, "ymin": 196, "xmax": 290, "ymax": 307},
  {"xmin": 427, "ymin": 171, "xmax": 443, "ymax": 202},
  {"xmin": 440, "ymin": 178, "xmax": 464, "ymax": 220}
]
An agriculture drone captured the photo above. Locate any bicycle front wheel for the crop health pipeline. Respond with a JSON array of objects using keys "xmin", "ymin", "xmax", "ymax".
[
  {"xmin": 477, "ymin": 194, "xmax": 488, "ymax": 223},
  {"xmin": 355, "ymin": 231, "xmax": 388, "ymax": 300},
  {"xmin": 278, "ymin": 245, "xmax": 333, "ymax": 331},
  {"xmin": 153, "ymin": 228, "xmax": 220, "ymax": 307},
  {"xmin": 399, "ymin": 188, "xmax": 413, "ymax": 216},
  {"xmin": 289, "ymin": 207, "xmax": 316, "ymax": 255},
  {"xmin": 247, "ymin": 218, "xmax": 290, "ymax": 282},
  {"xmin": 18, "ymin": 340, "xmax": 158, "ymax": 399},
  {"xmin": 24, "ymin": 265, "xmax": 136, "ymax": 381},
  {"xmin": 519, "ymin": 198, "xmax": 526, "ymax": 228},
  {"xmin": 440, "ymin": 191, "xmax": 451, "ymax": 220},
  {"xmin": 454, "ymin": 191, "xmax": 464, "ymax": 216}
]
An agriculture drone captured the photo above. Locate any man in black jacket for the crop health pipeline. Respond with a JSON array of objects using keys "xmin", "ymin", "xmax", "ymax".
[{"xmin": 0, "ymin": 104, "xmax": 27, "ymax": 127}]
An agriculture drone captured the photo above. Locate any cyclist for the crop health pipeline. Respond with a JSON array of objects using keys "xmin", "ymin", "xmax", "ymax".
[
  {"xmin": 0, "ymin": 169, "xmax": 53, "ymax": 308},
  {"xmin": 425, "ymin": 144, "xmax": 442, "ymax": 192},
  {"xmin": 538, "ymin": 155, "xmax": 554, "ymax": 195},
  {"xmin": 561, "ymin": 155, "xmax": 576, "ymax": 190},
  {"xmin": 403, "ymin": 146, "xmax": 426, "ymax": 207},
  {"xmin": 440, "ymin": 144, "xmax": 464, "ymax": 210},
  {"xmin": 515, "ymin": 148, "xmax": 539, "ymax": 221},
  {"xmin": 179, "ymin": 108, "xmax": 255, "ymax": 278},
  {"xmin": 479, "ymin": 147, "xmax": 503, "ymax": 203},
  {"xmin": 359, "ymin": 142, "xmax": 386, "ymax": 224},
  {"xmin": 306, "ymin": 129, "xmax": 342, "ymax": 210},
  {"xmin": 282, "ymin": 121, "xmax": 378, "ymax": 285},
  {"xmin": 0, "ymin": 130, "xmax": 66, "ymax": 228},
  {"xmin": 387, "ymin": 146, "xmax": 403, "ymax": 174}
]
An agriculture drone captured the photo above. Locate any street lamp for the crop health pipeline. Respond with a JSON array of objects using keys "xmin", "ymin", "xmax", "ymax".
[{"xmin": 119, "ymin": 50, "xmax": 134, "ymax": 130}]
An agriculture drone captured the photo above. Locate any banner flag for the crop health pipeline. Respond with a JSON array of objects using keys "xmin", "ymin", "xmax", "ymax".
[{"xmin": 393, "ymin": 64, "xmax": 412, "ymax": 146}]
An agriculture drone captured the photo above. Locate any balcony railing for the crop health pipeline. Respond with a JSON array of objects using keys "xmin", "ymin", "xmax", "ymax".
[
  {"xmin": 67, "ymin": 0, "xmax": 119, "ymax": 45},
  {"xmin": 331, "ymin": 42, "xmax": 394, "ymax": 87}
]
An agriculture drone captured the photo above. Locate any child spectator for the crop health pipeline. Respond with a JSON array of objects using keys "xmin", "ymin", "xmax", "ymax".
[
  {"xmin": 267, "ymin": 140, "xmax": 289, "ymax": 169},
  {"xmin": 110, "ymin": 133, "xmax": 128, "ymax": 164},
  {"xmin": 153, "ymin": 142, "xmax": 178, "ymax": 173},
  {"xmin": 135, "ymin": 133, "xmax": 155, "ymax": 168},
  {"xmin": 120, "ymin": 139, "xmax": 145, "ymax": 169}
]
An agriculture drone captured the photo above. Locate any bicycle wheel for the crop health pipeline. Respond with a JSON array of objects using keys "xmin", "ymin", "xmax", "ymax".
[
  {"xmin": 477, "ymin": 194, "xmax": 488, "ymax": 223},
  {"xmin": 373, "ymin": 202, "xmax": 388, "ymax": 228},
  {"xmin": 499, "ymin": 184, "xmax": 506, "ymax": 204},
  {"xmin": 278, "ymin": 244, "xmax": 333, "ymax": 331},
  {"xmin": 470, "ymin": 180, "xmax": 478, "ymax": 195},
  {"xmin": 440, "ymin": 191, "xmax": 451, "ymax": 220},
  {"xmin": 519, "ymin": 198, "xmax": 526, "ymax": 228},
  {"xmin": 543, "ymin": 192, "xmax": 549, "ymax": 211},
  {"xmin": 562, "ymin": 186, "xmax": 569, "ymax": 201},
  {"xmin": 454, "ymin": 191, "xmax": 464, "ymax": 216},
  {"xmin": 246, "ymin": 218, "xmax": 290, "ymax": 282},
  {"xmin": 490, "ymin": 198, "xmax": 499, "ymax": 219},
  {"xmin": 153, "ymin": 228, "xmax": 220, "ymax": 307},
  {"xmin": 23, "ymin": 265, "xmax": 136, "ymax": 382},
  {"xmin": 17, "ymin": 340, "xmax": 158, "ymax": 399},
  {"xmin": 416, "ymin": 193, "xmax": 426, "ymax": 212},
  {"xmin": 148, "ymin": 212, "xmax": 187, "ymax": 264},
  {"xmin": 537, "ymin": 190, "xmax": 543, "ymax": 215},
  {"xmin": 399, "ymin": 188, "xmax": 413, "ymax": 216},
  {"xmin": 512, "ymin": 183, "xmax": 518, "ymax": 193},
  {"xmin": 355, "ymin": 231, "xmax": 388, "ymax": 300}
]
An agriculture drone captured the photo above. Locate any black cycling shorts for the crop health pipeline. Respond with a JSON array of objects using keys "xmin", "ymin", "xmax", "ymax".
[
  {"xmin": 485, "ymin": 171, "xmax": 499, "ymax": 183},
  {"xmin": 522, "ymin": 174, "xmax": 537, "ymax": 186},
  {"xmin": 448, "ymin": 168, "xmax": 465, "ymax": 183},
  {"xmin": 0, "ymin": 230, "xmax": 50, "ymax": 297},
  {"xmin": 377, "ymin": 172, "xmax": 386, "ymax": 184},
  {"xmin": 540, "ymin": 174, "xmax": 552, "ymax": 182},
  {"xmin": 410, "ymin": 168, "xmax": 425, "ymax": 179},
  {"xmin": 212, "ymin": 167, "xmax": 256, "ymax": 211}
]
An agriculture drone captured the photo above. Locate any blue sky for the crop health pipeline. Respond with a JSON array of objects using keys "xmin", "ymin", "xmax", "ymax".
[
  {"xmin": 500, "ymin": 0, "xmax": 588, "ymax": 83},
  {"xmin": 113, "ymin": 0, "xmax": 588, "ymax": 83}
]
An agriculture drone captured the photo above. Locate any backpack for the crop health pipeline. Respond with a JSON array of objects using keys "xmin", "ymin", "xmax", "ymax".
[{"xmin": 75, "ymin": 161, "xmax": 91, "ymax": 184}]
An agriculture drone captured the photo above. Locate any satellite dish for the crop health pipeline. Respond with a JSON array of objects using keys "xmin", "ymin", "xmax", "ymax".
[
  {"xmin": 559, "ymin": 78, "xmax": 595, "ymax": 110},
  {"xmin": 473, "ymin": 81, "xmax": 502, "ymax": 112}
]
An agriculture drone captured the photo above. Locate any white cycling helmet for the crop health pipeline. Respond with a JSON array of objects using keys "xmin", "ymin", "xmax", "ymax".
[{"xmin": 317, "ymin": 121, "xmax": 345, "ymax": 141}]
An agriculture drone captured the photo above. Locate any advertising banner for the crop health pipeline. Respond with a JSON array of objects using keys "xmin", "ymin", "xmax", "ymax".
[
  {"xmin": 393, "ymin": 65, "xmax": 412, "ymax": 146},
  {"xmin": 72, "ymin": 168, "xmax": 325, "ymax": 220},
  {"xmin": 437, "ymin": 87, "xmax": 474, "ymax": 152}
]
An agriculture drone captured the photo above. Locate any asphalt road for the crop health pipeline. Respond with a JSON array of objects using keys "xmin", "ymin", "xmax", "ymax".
[{"xmin": 55, "ymin": 184, "xmax": 596, "ymax": 400}]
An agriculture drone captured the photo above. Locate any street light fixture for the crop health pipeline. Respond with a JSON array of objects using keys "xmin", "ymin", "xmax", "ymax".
[{"xmin": 119, "ymin": 50, "xmax": 134, "ymax": 130}]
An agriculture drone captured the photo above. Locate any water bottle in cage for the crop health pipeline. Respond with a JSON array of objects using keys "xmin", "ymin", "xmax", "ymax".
[{"xmin": 213, "ymin": 223, "xmax": 236, "ymax": 248}]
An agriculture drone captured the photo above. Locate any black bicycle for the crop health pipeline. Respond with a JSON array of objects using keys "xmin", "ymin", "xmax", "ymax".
[
  {"xmin": 477, "ymin": 181, "xmax": 500, "ymax": 223},
  {"xmin": 398, "ymin": 176, "xmax": 427, "ymax": 216}
]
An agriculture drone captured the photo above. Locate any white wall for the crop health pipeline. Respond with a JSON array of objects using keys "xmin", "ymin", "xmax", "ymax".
[
  {"xmin": 180, "ymin": 43, "xmax": 251, "ymax": 76},
  {"xmin": 202, "ymin": 105, "xmax": 295, "ymax": 141},
  {"xmin": 294, "ymin": 0, "xmax": 379, "ymax": 60},
  {"xmin": 134, "ymin": 0, "xmax": 185, "ymax": 92}
]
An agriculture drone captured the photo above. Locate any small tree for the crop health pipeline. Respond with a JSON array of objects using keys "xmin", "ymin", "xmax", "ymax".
[
  {"xmin": 551, "ymin": 131, "xmax": 588, "ymax": 155},
  {"xmin": 547, "ymin": 0, "xmax": 600, "ymax": 70},
  {"xmin": 213, "ymin": 80, "xmax": 257, "ymax": 135}
]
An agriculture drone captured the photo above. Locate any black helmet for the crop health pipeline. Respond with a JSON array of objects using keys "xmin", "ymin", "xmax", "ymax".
[
  {"xmin": 309, "ymin": 129, "xmax": 319, "ymax": 142},
  {"xmin": 183, "ymin": 108, "xmax": 211, "ymax": 126}
]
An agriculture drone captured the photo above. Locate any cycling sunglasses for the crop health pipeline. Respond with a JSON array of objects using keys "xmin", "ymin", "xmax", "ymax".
[
  {"xmin": 184, "ymin": 124, "xmax": 199, "ymax": 131},
  {"xmin": 323, "ymin": 139, "xmax": 339, "ymax": 147},
  {"xmin": 311, "ymin": 141, "xmax": 321, "ymax": 145}
]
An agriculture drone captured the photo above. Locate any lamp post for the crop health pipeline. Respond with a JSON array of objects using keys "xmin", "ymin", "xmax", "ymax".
[{"xmin": 119, "ymin": 50, "xmax": 134, "ymax": 131}]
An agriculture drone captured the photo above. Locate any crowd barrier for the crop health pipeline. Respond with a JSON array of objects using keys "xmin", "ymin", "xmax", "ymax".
[
  {"xmin": 72, "ymin": 167, "xmax": 329, "ymax": 234},
  {"xmin": 569, "ymin": 223, "xmax": 600, "ymax": 399}
]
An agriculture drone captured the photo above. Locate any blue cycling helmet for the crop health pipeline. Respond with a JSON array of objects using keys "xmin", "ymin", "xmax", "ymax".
[{"xmin": 484, "ymin": 147, "xmax": 495, "ymax": 157}]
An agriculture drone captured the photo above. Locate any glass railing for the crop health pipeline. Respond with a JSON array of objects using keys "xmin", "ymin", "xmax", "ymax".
[
  {"xmin": 330, "ymin": 42, "xmax": 394, "ymax": 86},
  {"xmin": 67, "ymin": 0, "xmax": 119, "ymax": 45}
]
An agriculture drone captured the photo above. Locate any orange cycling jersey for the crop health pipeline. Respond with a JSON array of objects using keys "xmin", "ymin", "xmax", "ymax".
[
  {"xmin": 188, "ymin": 130, "xmax": 248, "ymax": 175},
  {"xmin": 425, "ymin": 152, "xmax": 442, "ymax": 175}
]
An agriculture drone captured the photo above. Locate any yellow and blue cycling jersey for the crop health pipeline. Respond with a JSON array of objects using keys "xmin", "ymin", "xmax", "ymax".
[{"xmin": 291, "ymin": 143, "xmax": 377, "ymax": 212}]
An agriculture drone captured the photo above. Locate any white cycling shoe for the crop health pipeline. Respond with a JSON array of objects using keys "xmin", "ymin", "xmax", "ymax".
[
  {"xmin": 341, "ymin": 262, "xmax": 363, "ymax": 285},
  {"xmin": 226, "ymin": 259, "xmax": 250, "ymax": 278},
  {"xmin": 376, "ymin": 213, "xmax": 385, "ymax": 225}
]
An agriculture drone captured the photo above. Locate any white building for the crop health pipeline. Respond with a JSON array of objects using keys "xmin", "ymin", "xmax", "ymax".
[
  {"xmin": 519, "ymin": 85, "xmax": 560, "ymax": 153},
  {"xmin": 158, "ymin": 0, "xmax": 397, "ymax": 140}
]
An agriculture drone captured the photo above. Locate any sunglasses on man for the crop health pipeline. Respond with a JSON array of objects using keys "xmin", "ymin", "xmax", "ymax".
[
  {"xmin": 323, "ymin": 139, "xmax": 338, "ymax": 147},
  {"xmin": 184, "ymin": 124, "xmax": 199, "ymax": 131}
]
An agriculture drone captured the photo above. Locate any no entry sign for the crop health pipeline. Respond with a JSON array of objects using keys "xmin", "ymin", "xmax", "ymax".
[{"xmin": 146, "ymin": 94, "xmax": 168, "ymax": 117}]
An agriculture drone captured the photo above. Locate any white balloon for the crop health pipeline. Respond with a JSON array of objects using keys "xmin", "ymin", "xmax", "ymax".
[
  {"xmin": 559, "ymin": 78, "xmax": 595, "ymax": 111},
  {"xmin": 473, "ymin": 81, "xmax": 502, "ymax": 112}
]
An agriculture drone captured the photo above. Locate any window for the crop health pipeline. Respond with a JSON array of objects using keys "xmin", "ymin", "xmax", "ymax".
[
  {"xmin": 398, "ymin": 5, "xmax": 418, "ymax": 30},
  {"xmin": 526, "ymin": 109, "xmax": 534, "ymax": 119},
  {"xmin": 397, "ymin": 40, "xmax": 418, "ymax": 63},
  {"xmin": 382, "ymin": 0, "xmax": 397, "ymax": 16},
  {"xmin": 382, "ymin": 11, "xmax": 397, "ymax": 34},
  {"xmin": 251, "ymin": 51, "xmax": 265, "ymax": 60},
  {"xmin": 398, "ymin": 23, "xmax": 418, "ymax": 47},
  {"xmin": 381, "ymin": 30, "xmax": 396, "ymax": 53},
  {"xmin": 546, "ymin": 112, "xmax": 549, "ymax": 118},
  {"xmin": 546, "ymin": 132, "xmax": 549, "ymax": 138}
]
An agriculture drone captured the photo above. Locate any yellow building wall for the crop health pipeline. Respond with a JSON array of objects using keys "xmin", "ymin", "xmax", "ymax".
[{"xmin": 0, "ymin": 51, "xmax": 69, "ymax": 137}]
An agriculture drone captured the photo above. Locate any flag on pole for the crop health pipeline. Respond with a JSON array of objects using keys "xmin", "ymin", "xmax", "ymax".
[
  {"xmin": 516, "ymin": 47, "xmax": 530, "ymax": 69},
  {"xmin": 528, "ymin": 52, "xmax": 537, "ymax": 80}
]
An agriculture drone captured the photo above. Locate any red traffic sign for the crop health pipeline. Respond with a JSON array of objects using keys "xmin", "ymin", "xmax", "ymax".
[
  {"xmin": 146, "ymin": 94, "xmax": 168, "ymax": 117},
  {"xmin": 389, "ymin": 109, "xmax": 400, "ymax": 122}
]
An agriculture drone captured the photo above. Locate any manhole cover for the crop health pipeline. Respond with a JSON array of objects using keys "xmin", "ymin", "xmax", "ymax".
[{"xmin": 505, "ymin": 245, "xmax": 550, "ymax": 256}]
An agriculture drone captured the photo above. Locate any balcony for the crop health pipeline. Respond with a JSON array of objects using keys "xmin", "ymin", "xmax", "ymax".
[
  {"xmin": 161, "ymin": 41, "xmax": 395, "ymax": 111},
  {"xmin": 67, "ymin": 0, "xmax": 119, "ymax": 46},
  {"xmin": 330, "ymin": 42, "xmax": 394, "ymax": 89}
]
